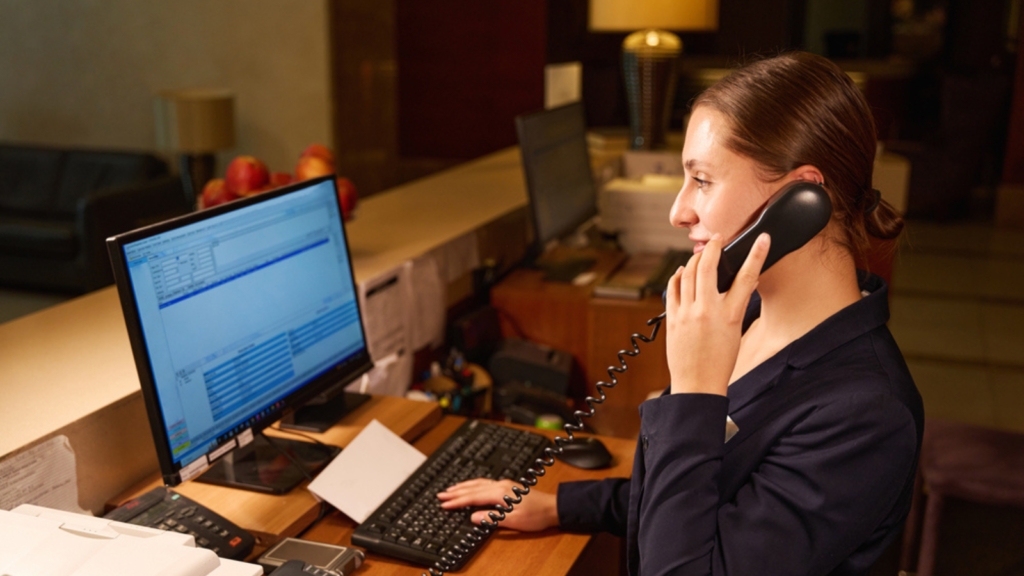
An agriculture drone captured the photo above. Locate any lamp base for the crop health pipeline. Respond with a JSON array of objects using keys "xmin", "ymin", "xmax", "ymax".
[
  {"xmin": 622, "ymin": 29, "xmax": 682, "ymax": 151},
  {"xmin": 179, "ymin": 153, "xmax": 216, "ymax": 209}
]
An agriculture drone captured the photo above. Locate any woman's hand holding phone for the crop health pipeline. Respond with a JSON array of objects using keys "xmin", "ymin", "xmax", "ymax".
[{"xmin": 666, "ymin": 233, "xmax": 771, "ymax": 396}]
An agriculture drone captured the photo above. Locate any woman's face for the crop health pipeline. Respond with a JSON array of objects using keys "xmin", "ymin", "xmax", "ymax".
[{"xmin": 670, "ymin": 107, "xmax": 776, "ymax": 255}]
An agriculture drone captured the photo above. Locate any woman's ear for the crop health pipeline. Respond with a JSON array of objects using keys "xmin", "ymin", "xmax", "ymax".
[{"xmin": 789, "ymin": 164, "xmax": 825, "ymax": 186}]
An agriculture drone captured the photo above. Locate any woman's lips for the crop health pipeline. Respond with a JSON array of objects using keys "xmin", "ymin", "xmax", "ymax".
[{"xmin": 692, "ymin": 239, "xmax": 708, "ymax": 254}]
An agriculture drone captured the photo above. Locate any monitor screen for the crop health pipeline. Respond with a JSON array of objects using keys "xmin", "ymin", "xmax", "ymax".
[
  {"xmin": 515, "ymin": 102, "xmax": 597, "ymax": 252},
  {"xmin": 107, "ymin": 176, "xmax": 371, "ymax": 484}
]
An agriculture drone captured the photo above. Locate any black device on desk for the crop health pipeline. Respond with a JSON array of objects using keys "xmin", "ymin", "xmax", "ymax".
[
  {"xmin": 516, "ymin": 102, "xmax": 599, "ymax": 282},
  {"xmin": 104, "ymin": 486, "xmax": 255, "ymax": 561},
  {"xmin": 106, "ymin": 175, "xmax": 374, "ymax": 494}
]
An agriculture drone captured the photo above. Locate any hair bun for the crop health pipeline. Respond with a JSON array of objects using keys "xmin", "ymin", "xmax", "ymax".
[{"xmin": 864, "ymin": 188, "xmax": 881, "ymax": 214}]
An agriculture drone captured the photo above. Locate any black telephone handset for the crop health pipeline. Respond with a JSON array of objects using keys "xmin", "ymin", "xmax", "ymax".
[
  {"xmin": 425, "ymin": 181, "xmax": 833, "ymax": 576},
  {"xmin": 715, "ymin": 180, "xmax": 833, "ymax": 293}
]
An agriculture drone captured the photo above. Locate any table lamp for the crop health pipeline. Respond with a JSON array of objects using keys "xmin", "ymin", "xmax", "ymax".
[
  {"xmin": 155, "ymin": 89, "xmax": 236, "ymax": 207},
  {"xmin": 589, "ymin": 0, "xmax": 719, "ymax": 150}
]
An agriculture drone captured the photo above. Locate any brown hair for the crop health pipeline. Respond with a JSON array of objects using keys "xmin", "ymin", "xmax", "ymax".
[{"xmin": 692, "ymin": 51, "xmax": 903, "ymax": 264}]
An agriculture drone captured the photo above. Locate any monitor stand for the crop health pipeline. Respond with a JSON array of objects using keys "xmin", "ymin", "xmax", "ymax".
[
  {"xmin": 196, "ymin": 433, "xmax": 340, "ymax": 494},
  {"xmin": 279, "ymin": 391, "xmax": 372, "ymax": 433}
]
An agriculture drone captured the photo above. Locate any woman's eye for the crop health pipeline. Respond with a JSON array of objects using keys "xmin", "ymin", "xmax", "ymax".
[{"xmin": 693, "ymin": 177, "xmax": 709, "ymax": 190}]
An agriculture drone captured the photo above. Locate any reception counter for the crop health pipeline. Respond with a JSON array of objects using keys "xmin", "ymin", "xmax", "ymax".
[{"xmin": 0, "ymin": 147, "xmax": 530, "ymax": 513}]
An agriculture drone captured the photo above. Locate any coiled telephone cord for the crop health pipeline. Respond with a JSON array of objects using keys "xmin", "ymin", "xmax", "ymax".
[{"xmin": 424, "ymin": 311, "xmax": 666, "ymax": 576}]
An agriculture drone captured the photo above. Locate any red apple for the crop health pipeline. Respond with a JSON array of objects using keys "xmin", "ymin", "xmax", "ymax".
[
  {"xmin": 225, "ymin": 155, "xmax": 269, "ymax": 195},
  {"xmin": 200, "ymin": 178, "xmax": 235, "ymax": 209},
  {"xmin": 237, "ymin": 184, "xmax": 273, "ymax": 198},
  {"xmin": 295, "ymin": 155, "xmax": 334, "ymax": 181},
  {"xmin": 336, "ymin": 177, "xmax": 358, "ymax": 221},
  {"xmin": 269, "ymin": 172, "xmax": 293, "ymax": 188},
  {"xmin": 300, "ymin": 144, "xmax": 335, "ymax": 165}
]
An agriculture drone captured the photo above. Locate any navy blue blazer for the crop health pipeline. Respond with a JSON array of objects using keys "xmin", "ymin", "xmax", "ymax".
[{"xmin": 557, "ymin": 272, "xmax": 924, "ymax": 576}]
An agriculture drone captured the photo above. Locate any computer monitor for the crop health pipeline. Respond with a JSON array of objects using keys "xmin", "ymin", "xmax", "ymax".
[
  {"xmin": 515, "ymin": 102, "xmax": 598, "ymax": 274},
  {"xmin": 106, "ymin": 175, "xmax": 373, "ymax": 494}
]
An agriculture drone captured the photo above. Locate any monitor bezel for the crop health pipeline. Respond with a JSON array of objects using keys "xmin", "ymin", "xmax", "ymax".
[
  {"xmin": 514, "ymin": 101, "xmax": 599, "ymax": 260},
  {"xmin": 106, "ymin": 175, "xmax": 373, "ymax": 486}
]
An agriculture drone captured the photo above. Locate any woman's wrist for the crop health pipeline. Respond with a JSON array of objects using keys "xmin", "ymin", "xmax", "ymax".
[{"xmin": 543, "ymin": 490, "xmax": 560, "ymax": 529}]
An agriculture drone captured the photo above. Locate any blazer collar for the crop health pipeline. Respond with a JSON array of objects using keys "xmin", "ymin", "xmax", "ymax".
[
  {"xmin": 785, "ymin": 270, "xmax": 890, "ymax": 369},
  {"xmin": 726, "ymin": 271, "xmax": 890, "ymax": 414}
]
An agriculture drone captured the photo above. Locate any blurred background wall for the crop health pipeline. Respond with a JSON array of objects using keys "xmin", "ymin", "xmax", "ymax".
[{"xmin": 0, "ymin": 0, "xmax": 332, "ymax": 175}]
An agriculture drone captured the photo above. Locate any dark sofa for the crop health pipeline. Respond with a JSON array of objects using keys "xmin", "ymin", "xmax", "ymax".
[{"xmin": 0, "ymin": 144, "xmax": 192, "ymax": 294}]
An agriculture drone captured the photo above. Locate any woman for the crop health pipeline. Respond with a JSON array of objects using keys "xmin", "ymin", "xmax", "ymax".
[{"xmin": 438, "ymin": 51, "xmax": 923, "ymax": 576}]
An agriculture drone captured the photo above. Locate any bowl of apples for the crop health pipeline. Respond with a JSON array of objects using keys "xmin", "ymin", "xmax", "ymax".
[{"xmin": 199, "ymin": 144, "xmax": 357, "ymax": 221}]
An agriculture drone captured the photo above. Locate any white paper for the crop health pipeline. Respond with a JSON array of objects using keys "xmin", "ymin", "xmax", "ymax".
[
  {"xmin": 545, "ymin": 61, "xmax": 582, "ymax": 109},
  {"xmin": 307, "ymin": 419, "xmax": 427, "ymax": 523},
  {"xmin": 408, "ymin": 256, "xmax": 446, "ymax": 351},
  {"xmin": 359, "ymin": 265, "xmax": 412, "ymax": 363},
  {"xmin": 430, "ymin": 232, "xmax": 481, "ymax": 285},
  {"xmin": 347, "ymin": 351, "xmax": 413, "ymax": 397},
  {"xmin": 0, "ymin": 435, "xmax": 89, "ymax": 514},
  {"xmin": 238, "ymin": 428, "xmax": 254, "ymax": 448},
  {"xmin": 178, "ymin": 454, "xmax": 210, "ymax": 483},
  {"xmin": 405, "ymin": 233, "xmax": 481, "ymax": 352}
]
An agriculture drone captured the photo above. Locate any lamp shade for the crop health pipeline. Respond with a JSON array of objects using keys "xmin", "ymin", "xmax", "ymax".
[
  {"xmin": 154, "ymin": 89, "xmax": 236, "ymax": 153},
  {"xmin": 589, "ymin": 0, "xmax": 718, "ymax": 32}
]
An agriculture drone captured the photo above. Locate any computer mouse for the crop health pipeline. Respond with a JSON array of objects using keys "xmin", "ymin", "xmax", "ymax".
[{"xmin": 555, "ymin": 437, "xmax": 613, "ymax": 470}]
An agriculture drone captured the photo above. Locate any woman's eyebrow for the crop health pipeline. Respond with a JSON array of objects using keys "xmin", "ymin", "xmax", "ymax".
[{"xmin": 684, "ymin": 159, "xmax": 712, "ymax": 172}]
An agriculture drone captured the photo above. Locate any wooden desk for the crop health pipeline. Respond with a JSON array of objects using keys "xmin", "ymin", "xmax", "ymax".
[
  {"xmin": 109, "ymin": 396, "xmax": 442, "ymax": 548},
  {"xmin": 302, "ymin": 416, "xmax": 635, "ymax": 576}
]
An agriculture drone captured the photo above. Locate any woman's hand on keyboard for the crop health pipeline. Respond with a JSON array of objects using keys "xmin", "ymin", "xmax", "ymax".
[{"xmin": 437, "ymin": 479, "xmax": 558, "ymax": 532}]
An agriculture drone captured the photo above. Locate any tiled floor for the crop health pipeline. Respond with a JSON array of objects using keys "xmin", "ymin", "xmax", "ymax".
[{"xmin": 889, "ymin": 220, "xmax": 1024, "ymax": 434}]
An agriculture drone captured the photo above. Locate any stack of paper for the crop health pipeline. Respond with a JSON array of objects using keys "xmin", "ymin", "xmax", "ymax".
[{"xmin": 599, "ymin": 176, "xmax": 695, "ymax": 255}]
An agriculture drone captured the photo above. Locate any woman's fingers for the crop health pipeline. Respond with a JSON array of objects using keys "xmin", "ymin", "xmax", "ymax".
[
  {"xmin": 439, "ymin": 491, "xmax": 498, "ymax": 510},
  {"xmin": 439, "ymin": 478, "xmax": 495, "ymax": 496},
  {"xmin": 696, "ymin": 234, "xmax": 723, "ymax": 298},
  {"xmin": 666, "ymin": 262, "xmax": 683, "ymax": 310},
  {"xmin": 725, "ymin": 233, "xmax": 770, "ymax": 308},
  {"xmin": 679, "ymin": 251, "xmax": 700, "ymax": 304},
  {"xmin": 438, "ymin": 479, "xmax": 515, "ymax": 510}
]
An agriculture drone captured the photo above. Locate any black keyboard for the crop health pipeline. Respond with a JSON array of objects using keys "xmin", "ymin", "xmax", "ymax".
[
  {"xmin": 351, "ymin": 420, "xmax": 552, "ymax": 570},
  {"xmin": 644, "ymin": 249, "xmax": 692, "ymax": 296}
]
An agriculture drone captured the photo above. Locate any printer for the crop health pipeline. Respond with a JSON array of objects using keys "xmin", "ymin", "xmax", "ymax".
[
  {"xmin": 598, "ymin": 175, "xmax": 695, "ymax": 254},
  {"xmin": 0, "ymin": 504, "xmax": 261, "ymax": 576}
]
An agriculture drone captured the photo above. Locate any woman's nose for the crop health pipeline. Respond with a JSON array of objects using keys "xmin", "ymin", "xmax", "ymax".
[{"xmin": 670, "ymin": 185, "xmax": 695, "ymax": 229}]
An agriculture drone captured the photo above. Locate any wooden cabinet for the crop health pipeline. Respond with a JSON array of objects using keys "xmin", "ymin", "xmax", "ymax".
[
  {"xmin": 586, "ymin": 295, "xmax": 669, "ymax": 439},
  {"xmin": 490, "ymin": 249, "xmax": 670, "ymax": 440}
]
